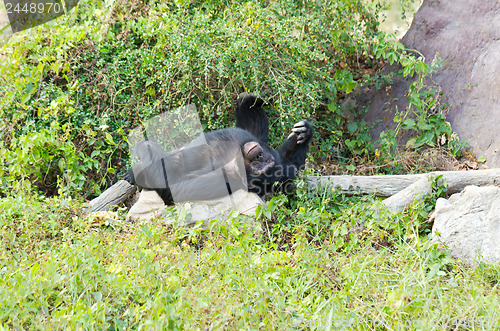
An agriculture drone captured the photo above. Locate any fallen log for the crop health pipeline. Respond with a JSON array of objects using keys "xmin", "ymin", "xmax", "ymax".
[
  {"xmin": 382, "ymin": 175, "xmax": 432, "ymax": 213},
  {"xmin": 306, "ymin": 174, "xmax": 424, "ymax": 197},
  {"xmin": 310, "ymin": 168, "xmax": 500, "ymax": 213},
  {"xmin": 307, "ymin": 168, "xmax": 500, "ymax": 197},
  {"xmin": 88, "ymin": 169, "xmax": 500, "ymax": 213},
  {"xmin": 87, "ymin": 180, "xmax": 136, "ymax": 213}
]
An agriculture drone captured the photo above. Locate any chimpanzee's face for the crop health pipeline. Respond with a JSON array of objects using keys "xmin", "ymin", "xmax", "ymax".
[{"xmin": 243, "ymin": 141, "xmax": 275, "ymax": 175}]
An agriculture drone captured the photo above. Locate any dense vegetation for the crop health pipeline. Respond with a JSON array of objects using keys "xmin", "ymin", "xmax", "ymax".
[
  {"xmin": 0, "ymin": 0, "xmax": 463, "ymax": 198},
  {"xmin": 0, "ymin": 0, "xmax": 497, "ymax": 329}
]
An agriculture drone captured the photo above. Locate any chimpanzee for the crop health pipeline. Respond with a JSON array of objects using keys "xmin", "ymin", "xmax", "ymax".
[{"xmin": 123, "ymin": 93, "xmax": 312, "ymax": 204}]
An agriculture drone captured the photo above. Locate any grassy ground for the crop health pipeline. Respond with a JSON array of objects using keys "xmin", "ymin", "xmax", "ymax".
[{"xmin": 0, "ymin": 190, "xmax": 499, "ymax": 329}]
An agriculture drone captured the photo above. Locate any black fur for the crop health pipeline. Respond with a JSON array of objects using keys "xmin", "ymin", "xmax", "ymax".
[{"xmin": 124, "ymin": 93, "xmax": 312, "ymax": 204}]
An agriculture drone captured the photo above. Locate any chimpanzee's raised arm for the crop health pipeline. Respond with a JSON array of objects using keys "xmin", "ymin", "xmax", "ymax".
[{"xmin": 277, "ymin": 120, "xmax": 313, "ymax": 170}]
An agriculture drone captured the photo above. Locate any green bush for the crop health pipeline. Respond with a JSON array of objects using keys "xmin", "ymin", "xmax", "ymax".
[
  {"xmin": 1, "ymin": 0, "xmax": 383, "ymax": 198},
  {"xmin": 0, "ymin": 0, "xmax": 462, "ymax": 197}
]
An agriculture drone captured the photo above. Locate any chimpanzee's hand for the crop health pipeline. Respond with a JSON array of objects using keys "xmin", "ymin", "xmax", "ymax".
[{"xmin": 287, "ymin": 120, "xmax": 312, "ymax": 144}]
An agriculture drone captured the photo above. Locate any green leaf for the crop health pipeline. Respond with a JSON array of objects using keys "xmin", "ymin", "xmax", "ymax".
[
  {"xmin": 345, "ymin": 80, "xmax": 356, "ymax": 94},
  {"xmin": 405, "ymin": 137, "xmax": 417, "ymax": 149},
  {"xmin": 402, "ymin": 118, "xmax": 416, "ymax": 130},
  {"xmin": 347, "ymin": 122, "xmax": 358, "ymax": 134},
  {"xmin": 416, "ymin": 61, "xmax": 428, "ymax": 74},
  {"xmin": 346, "ymin": 164, "xmax": 356, "ymax": 171},
  {"xmin": 105, "ymin": 133, "xmax": 115, "ymax": 145}
]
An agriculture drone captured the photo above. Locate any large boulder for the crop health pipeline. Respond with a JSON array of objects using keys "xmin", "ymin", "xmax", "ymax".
[
  {"xmin": 357, "ymin": 0, "xmax": 500, "ymax": 166},
  {"xmin": 430, "ymin": 185, "xmax": 500, "ymax": 263}
]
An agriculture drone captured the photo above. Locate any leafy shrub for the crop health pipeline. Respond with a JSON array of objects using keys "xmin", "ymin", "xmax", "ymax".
[
  {"xmin": 0, "ymin": 0, "xmax": 384, "ymax": 197},
  {"xmin": 0, "ymin": 0, "xmax": 463, "ymax": 198}
]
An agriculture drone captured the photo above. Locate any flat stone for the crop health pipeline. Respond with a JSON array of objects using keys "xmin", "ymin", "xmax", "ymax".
[
  {"xmin": 431, "ymin": 185, "xmax": 500, "ymax": 263},
  {"xmin": 127, "ymin": 189, "xmax": 264, "ymax": 225}
]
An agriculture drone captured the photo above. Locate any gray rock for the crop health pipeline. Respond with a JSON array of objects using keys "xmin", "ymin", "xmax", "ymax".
[
  {"xmin": 431, "ymin": 185, "xmax": 500, "ymax": 263},
  {"xmin": 127, "ymin": 189, "xmax": 264, "ymax": 225},
  {"xmin": 357, "ymin": 0, "xmax": 500, "ymax": 166},
  {"xmin": 127, "ymin": 190, "xmax": 167, "ymax": 221}
]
